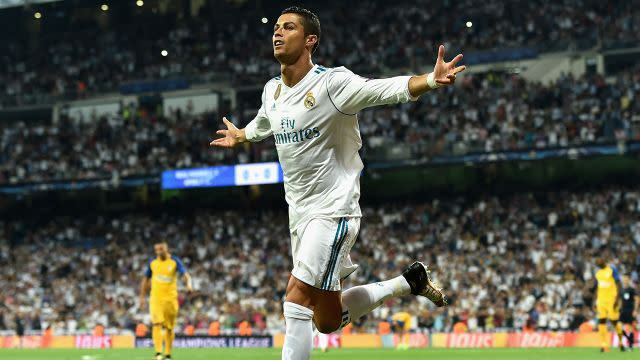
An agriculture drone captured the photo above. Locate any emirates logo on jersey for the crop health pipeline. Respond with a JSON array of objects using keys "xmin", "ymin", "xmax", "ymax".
[{"xmin": 304, "ymin": 91, "xmax": 316, "ymax": 109}]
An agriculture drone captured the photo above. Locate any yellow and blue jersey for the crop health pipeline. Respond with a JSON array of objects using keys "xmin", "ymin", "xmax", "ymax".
[
  {"xmin": 596, "ymin": 264, "xmax": 620, "ymax": 304},
  {"xmin": 145, "ymin": 255, "xmax": 186, "ymax": 302},
  {"xmin": 391, "ymin": 312, "xmax": 412, "ymax": 331}
]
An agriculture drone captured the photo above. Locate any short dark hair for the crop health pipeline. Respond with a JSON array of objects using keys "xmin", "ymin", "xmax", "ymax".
[{"xmin": 281, "ymin": 6, "xmax": 321, "ymax": 53}]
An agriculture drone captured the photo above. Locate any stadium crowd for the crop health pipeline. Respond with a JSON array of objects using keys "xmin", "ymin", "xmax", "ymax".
[
  {"xmin": 1, "ymin": 186, "xmax": 639, "ymax": 335},
  {"xmin": 2, "ymin": 66, "xmax": 639, "ymax": 184},
  {"xmin": 1, "ymin": 0, "xmax": 639, "ymax": 106}
]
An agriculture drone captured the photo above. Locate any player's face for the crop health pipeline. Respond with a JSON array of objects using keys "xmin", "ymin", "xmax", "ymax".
[
  {"xmin": 623, "ymin": 275, "xmax": 630, "ymax": 287},
  {"xmin": 272, "ymin": 13, "xmax": 311, "ymax": 64},
  {"xmin": 154, "ymin": 243, "xmax": 168, "ymax": 259}
]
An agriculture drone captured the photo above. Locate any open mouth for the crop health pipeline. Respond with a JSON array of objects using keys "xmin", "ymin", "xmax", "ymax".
[{"xmin": 273, "ymin": 40, "xmax": 284, "ymax": 48}]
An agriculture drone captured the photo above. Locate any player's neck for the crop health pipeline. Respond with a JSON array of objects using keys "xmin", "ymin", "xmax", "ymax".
[{"xmin": 280, "ymin": 56, "xmax": 314, "ymax": 88}]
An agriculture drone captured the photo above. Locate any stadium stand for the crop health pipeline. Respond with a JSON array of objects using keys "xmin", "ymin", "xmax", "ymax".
[
  {"xmin": 1, "ymin": 0, "xmax": 639, "ymax": 106},
  {"xmin": 1, "ymin": 67, "xmax": 639, "ymax": 184},
  {"xmin": 1, "ymin": 186, "xmax": 639, "ymax": 335}
]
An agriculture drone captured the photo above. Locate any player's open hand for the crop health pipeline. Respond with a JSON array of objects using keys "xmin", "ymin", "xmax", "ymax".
[
  {"xmin": 432, "ymin": 45, "xmax": 466, "ymax": 86},
  {"xmin": 209, "ymin": 117, "xmax": 246, "ymax": 148}
]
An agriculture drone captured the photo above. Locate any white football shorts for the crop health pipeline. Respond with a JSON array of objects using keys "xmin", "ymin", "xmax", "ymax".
[{"xmin": 290, "ymin": 217, "xmax": 360, "ymax": 291}]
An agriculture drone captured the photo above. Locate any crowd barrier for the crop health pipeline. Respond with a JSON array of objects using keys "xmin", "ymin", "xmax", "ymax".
[
  {"xmin": 135, "ymin": 336, "xmax": 272, "ymax": 349},
  {"xmin": 0, "ymin": 335, "xmax": 133, "ymax": 349},
  {"xmin": 276, "ymin": 332, "xmax": 637, "ymax": 349},
  {"xmin": 1, "ymin": 332, "xmax": 636, "ymax": 349}
]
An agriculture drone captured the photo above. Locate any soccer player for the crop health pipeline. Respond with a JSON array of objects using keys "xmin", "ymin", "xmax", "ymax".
[
  {"xmin": 211, "ymin": 6, "xmax": 464, "ymax": 359},
  {"xmin": 139, "ymin": 242, "xmax": 193, "ymax": 360},
  {"xmin": 621, "ymin": 275, "xmax": 638, "ymax": 350},
  {"xmin": 594, "ymin": 258, "xmax": 625, "ymax": 352},
  {"xmin": 391, "ymin": 311, "xmax": 412, "ymax": 350}
]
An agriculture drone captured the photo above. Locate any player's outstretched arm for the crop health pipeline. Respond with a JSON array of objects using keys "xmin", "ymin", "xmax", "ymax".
[
  {"xmin": 408, "ymin": 45, "xmax": 466, "ymax": 98},
  {"xmin": 209, "ymin": 117, "xmax": 247, "ymax": 148},
  {"xmin": 327, "ymin": 45, "xmax": 466, "ymax": 114}
]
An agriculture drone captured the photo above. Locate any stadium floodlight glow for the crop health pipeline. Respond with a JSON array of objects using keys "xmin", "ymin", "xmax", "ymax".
[
  {"xmin": 261, "ymin": 17, "xmax": 268, "ymax": 24},
  {"xmin": 136, "ymin": 0, "xmax": 143, "ymax": 6},
  {"xmin": 466, "ymin": 21, "xmax": 473, "ymax": 28},
  {"xmin": 34, "ymin": 11, "xmax": 42, "ymax": 19},
  {"xmin": 161, "ymin": 50, "xmax": 168, "ymax": 57},
  {"xmin": 101, "ymin": 4, "xmax": 109, "ymax": 11}
]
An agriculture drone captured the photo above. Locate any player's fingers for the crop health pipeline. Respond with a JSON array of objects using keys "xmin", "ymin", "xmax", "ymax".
[
  {"xmin": 209, "ymin": 139, "xmax": 228, "ymax": 147},
  {"xmin": 222, "ymin": 117, "xmax": 233, "ymax": 129},
  {"xmin": 437, "ymin": 44, "xmax": 445, "ymax": 62},
  {"xmin": 436, "ymin": 74, "xmax": 455, "ymax": 85},
  {"xmin": 216, "ymin": 130, "xmax": 228, "ymax": 135},
  {"xmin": 452, "ymin": 65, "xmax": 466, "ymax": 75},
  {"xmin": 448, "ymin": 54, "xmax": 463, "ymax": 67}
]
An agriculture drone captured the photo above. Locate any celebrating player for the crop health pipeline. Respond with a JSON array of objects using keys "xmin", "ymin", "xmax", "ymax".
[
  {"xmin": 211, "ymin": 6, "xmax": 464, "ymax": 360},
  {"xmin": 621, "ymin": 275, "xmax": 638, "ymax": 350},
  {"xmin": 594, "ymin": 258, "xmax": 625, "ymax": 352},
  {"xmin": 139, "ymin": 242, "xmax": 193, "ymax": 360}
]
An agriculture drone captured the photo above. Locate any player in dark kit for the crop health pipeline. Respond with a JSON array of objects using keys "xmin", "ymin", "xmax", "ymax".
[{"xmin": 620, "ymin": 275, "xmax": 638, "ymax": 350}]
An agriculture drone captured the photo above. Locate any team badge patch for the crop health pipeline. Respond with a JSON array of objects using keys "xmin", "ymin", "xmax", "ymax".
[
  {"xmin": 304, "ymin": 91, "xmax": 316, "ymax": 109},
  {"xmin": 274, "ymin": 83, "xmax": 281, "ymax": 100}
]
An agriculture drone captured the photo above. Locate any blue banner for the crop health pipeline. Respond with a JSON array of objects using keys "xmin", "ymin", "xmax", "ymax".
[
  {"xmin": 120, "ymin": 78, "xmax": 189, "ymax": 94},
  {"xmin": 161, "ymin": 162, "xmax": 283, "ymax": 190}
]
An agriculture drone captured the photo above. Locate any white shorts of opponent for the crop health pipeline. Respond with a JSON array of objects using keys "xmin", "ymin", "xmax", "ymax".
[{"xmin": 290, "ymin": 217, "xmax": 360, "ymax": 292}]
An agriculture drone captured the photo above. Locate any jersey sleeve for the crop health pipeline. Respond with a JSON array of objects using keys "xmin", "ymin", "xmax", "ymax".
[
  {"xmin": 244, "ymin": 84, "xmax": 273, "ymax": 142},
  {"xmin": 610, "ymin": 265, "xmax": 620, "ymax": 282},
  {"xmin": 144, "ymin": 260, "xmax": 153, "ymax": 278},
  {"xmin": 172, "ymin": 256, "xmax": 187, "ymax": 275},
  {"xmin": 326, "ymin": 66, "xmax": 418, "ymax": 115}
]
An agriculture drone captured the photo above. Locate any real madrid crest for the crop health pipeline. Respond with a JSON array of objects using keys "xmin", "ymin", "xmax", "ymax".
[
  {"xmin": 304, "ymin": 91, "xmax": 316, "ymax": 109},
  {"xmin": 274, "ymin": 83, "xmax": 282, "ymax": 100}
]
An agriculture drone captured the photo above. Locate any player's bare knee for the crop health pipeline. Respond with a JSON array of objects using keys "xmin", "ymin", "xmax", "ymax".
[{"xmin": 315, "ymin": 319, "xmax": 340, "ymax": 334}]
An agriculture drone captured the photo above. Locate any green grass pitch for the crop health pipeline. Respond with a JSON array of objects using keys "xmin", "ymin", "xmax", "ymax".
[{"xmin": 0, "ymin": 348, "xmax": 634, "ymax": 360}]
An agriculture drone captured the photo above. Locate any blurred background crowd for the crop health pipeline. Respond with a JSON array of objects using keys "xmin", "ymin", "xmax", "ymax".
[
  {"xmin": 1, "ymin": 186, "xmax": 639, "ymax": 335},
  {"xmin": 2, "ymin": 67, "xmax": 639, "ymax": 184},
  {"xmin": 1, "ymin": 0, "xmax": 639, "ymax": 107}
]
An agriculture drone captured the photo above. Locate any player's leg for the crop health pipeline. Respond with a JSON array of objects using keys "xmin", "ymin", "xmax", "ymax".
[
  {"xmin": 312, "ymin": 217, "xmax": 410, "ymax": 331},
  {"xmin": 164, "ymin": 301, "xmax": 178, "ymax": 359},
  {"xmin": 281, "ymin": 217, "xmax": 361, "ymax": 358},
  {"xmin": 611, "ymin": 308, "xmax": 625, "ymax": 351},
  {"xmin": 597, "ymin": 318, "xmax": 609, "ymax": 352},
  {"xmin": 150, "ymin": 302, "xmax": 165, "ymax": 360},
  {"xmin": 282, "ymin": 277, "xmax": 316, "ymax": 360},
  {"xmin": 281, "ymin": 220, "xmax": 330, "ymax": 360},
  {"xmin": 316, "ymin": 330, "xmax": 329, "ymax": 352},
  {"xmin": 622, "ymin": 322, "xmax": 632, "ymax": 349},
  {"xmin": 597, "ymin": 301, "xmax": 610, "ymax": 352},
  {"xmin": 311, "ymin": 217, "xmax": 447, "ymax": 333}
]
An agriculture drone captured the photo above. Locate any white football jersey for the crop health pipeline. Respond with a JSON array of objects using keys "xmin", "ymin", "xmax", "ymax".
[{"xmin": 245, "ymin": 64, "xmax": 416, "ymax": 231}]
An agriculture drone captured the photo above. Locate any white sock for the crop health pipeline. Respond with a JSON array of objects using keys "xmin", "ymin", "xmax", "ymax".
[
  {"xmin": 282, "ymin": 301, "xmax": 314, "ymax": 360},
  {"xmin": 340, "ymin": 276, "xmax": 411, "ymax": 328},
  {"xmin": 317, "ymin": 332, "xmax": 329, "ymax": 350}
]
